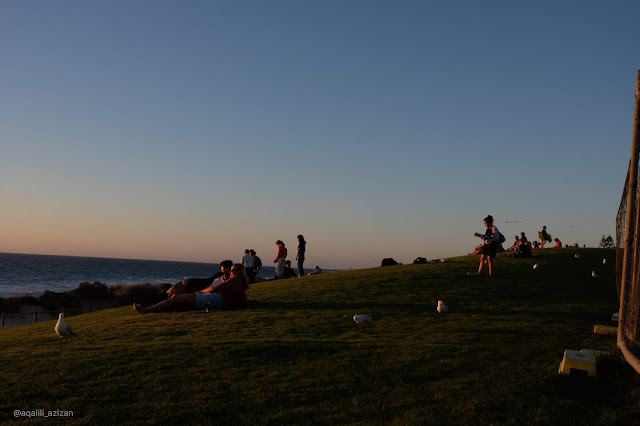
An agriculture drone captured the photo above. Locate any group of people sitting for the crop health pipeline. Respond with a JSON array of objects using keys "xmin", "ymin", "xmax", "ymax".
[
  {"xmin": 134, "ymin": 260, "xmax": 249, "ymax": 314},
  {"xmin": 506, "ymin": 233, "xmax": 533, "ymax": 258},
  {"xmin": 133, "ymin": 241, "xmax": 323, "ymax": 314}
]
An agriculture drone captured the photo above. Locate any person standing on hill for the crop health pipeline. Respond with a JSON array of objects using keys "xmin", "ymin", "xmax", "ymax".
[
  {"xmin": 296, "ymin": 235, "xmax": 306, "ymax": 277},
  {"xmin": 250, "ymin": 249, "xmax": 262, "ymax": 278},
  {"xmin": 473, "ymin": 215, "xmax": 500, "ymax": 277},
  {"xmin": 274, "ymin": 240, "xmax": 287, "ymax": 278},
  {"xmin": 242, "ymin": 249, "xmax": 256, "ymax": 283},
  {"xmin": 540, "ymin": 226, "xmax": 551, "ymax": 248}
]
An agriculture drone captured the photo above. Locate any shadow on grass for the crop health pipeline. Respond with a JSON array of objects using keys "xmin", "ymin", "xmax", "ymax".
[{"xmin": 247, "ymin": 300, "xmax": 427, "ymax": 312}]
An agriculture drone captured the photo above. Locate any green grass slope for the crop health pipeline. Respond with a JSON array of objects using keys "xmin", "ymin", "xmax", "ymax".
[{"xmin": 1, "ymin": 248, "xmax": 638, "ymax": 424}]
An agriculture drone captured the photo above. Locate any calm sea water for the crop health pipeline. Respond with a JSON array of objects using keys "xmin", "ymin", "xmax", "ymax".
[{"xmin": 0, "ymin": 253, "xmax": 277, "ymax": 298}]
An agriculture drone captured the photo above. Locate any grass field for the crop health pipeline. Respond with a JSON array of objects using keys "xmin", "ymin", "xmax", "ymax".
[{"xmin": 1, "ymin": 248, "xmax": 638, "ymax": 424}]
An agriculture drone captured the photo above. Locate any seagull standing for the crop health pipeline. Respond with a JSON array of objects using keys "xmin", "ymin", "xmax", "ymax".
[
  {"xmin": 55, "ymin": 312, "xmax": 78, "ymax": 344},
  {"xmin": 353, "ymin": 314, "xmax": 373, "ymax": 324},
  {"xmin": 437, "ymin": 300, "xmax": 448, "ymax": 313},
  {"xmin": 592, "ymin": 271, "xmax": 599, "ymax": 279}
]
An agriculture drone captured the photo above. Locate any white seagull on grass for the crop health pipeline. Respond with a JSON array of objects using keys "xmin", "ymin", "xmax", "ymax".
[
  {"xmin": 55, "ymin": 312, "xmax": 78, "ymax": 344},
  {"xmin": 353, "ymin": 314, "xmax": 373, "ymax": 324},
  {"xmin": 437, "ymin": 300, "xmax": 448, "ymax": 313}
]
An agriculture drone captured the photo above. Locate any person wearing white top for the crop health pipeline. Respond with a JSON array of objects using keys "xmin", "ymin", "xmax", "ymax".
[{"xmin": 242, "ymin": 249, "xmax": 256, "ymax": 283}]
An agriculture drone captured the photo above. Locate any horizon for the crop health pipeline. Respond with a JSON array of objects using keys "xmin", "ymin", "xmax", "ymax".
[{"xmin": 1, "ymin": 1, "xmax": 637, "ymax": 269}]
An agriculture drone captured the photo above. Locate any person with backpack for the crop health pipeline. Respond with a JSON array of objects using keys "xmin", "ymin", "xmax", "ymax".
[
  {"xmin": 250, "ymin": 249, "xmax": 262, "ymax": 279},
  {"xmin": 473, "ymin": 214, "xmax": 500, "ymax": 277},
  {"xmin": 539, "ymin": 226, "xmax": 552, "ymax": 248}
]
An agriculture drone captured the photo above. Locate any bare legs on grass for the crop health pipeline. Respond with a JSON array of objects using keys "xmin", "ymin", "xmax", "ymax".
[
  {"xmin": 477, "ymin": 254, "xmax": 494, "ymax": 277},
  {"xmin": 134, "ymin": 293, "xmax": 198, "ymax": 314}
]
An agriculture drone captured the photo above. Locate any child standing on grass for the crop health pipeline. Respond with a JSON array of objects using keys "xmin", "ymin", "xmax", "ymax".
[{"xmin": 473, "ymin": 215, "xmax": 500, "ymax": 277}]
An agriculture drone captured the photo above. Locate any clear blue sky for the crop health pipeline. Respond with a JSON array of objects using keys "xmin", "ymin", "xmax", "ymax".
[{"xmin": 1, "ymin": 1, "xmax": 637, "ymax": 268}]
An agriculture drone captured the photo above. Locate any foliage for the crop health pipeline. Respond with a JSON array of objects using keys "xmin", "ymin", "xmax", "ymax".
[
  {"xmin": 0, "ymin": 248, "xmax": 636, "ymax": 424},
  {"xmin": 599, "ymin": 234, "xmax": 615, "ymax": 249},
  {"xmin": 71, "ymin": 281, "xmax": 113, "ymax": 299}
]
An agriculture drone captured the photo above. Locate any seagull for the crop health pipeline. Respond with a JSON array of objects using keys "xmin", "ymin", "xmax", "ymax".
[
  {"xmin": 592, "ymin": 271, "xmax": 599, "ymax": 279},
  {"xmin": 55, "ymin": 312, "xmax": 78, "ymax": 344},
  {"xmin": 437, "ymin": 300, "xmax": 448, "ymax": 313},
  {"xmin": 603, "ymin": 259, "xmax": 607, "ymax": 265},
  {"xmin": 575, "ymin": 254, "xmax": 581, "ymax": 259},
  {"xmin": 533, "ymin": 264, "xmax": 538, "ymax": 269},
  {"xmin": 505, "ymin": 220, "xmax": 522, "ymax": 225},
  {"xmin": 353, "ymin": 314, "xmax": 373, "ymax": 324}
]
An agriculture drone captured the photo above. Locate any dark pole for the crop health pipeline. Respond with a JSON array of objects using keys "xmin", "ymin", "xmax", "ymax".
[{"xmin": 619, "ymin": 70, "xmax": 640, "ymax": 351}]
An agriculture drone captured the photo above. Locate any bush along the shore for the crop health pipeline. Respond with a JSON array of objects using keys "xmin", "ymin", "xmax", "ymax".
[{"xmin": 1, "ymin": 281, "xmax": 175, "ymax": 314}]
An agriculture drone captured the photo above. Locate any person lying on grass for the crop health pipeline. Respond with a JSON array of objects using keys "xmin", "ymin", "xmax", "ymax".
[
  {"xmin": 166, "ymin": 259, "xmax": 234, "ymax": 297},
  {"xmin": 134, "ymin": 264, "xmax": 249, "ymax": 314}
]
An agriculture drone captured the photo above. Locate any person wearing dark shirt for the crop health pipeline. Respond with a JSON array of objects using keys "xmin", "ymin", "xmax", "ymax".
[
  {"xmin": 134, "ymin": 264, "xmax": 249, "ymax": 313},
  {"xmin": 281, "ymin": 260, "xmax": 298, "ymax": 279},
  {"xmin": 514, "ymin": 232, "xmax": 532, "ymax": 258},
  {"xmin": 250, "ymin": 249, "xmax": 262, "ymax": 278},
  {"xmin": 296, "ymin": 235, "xmax": 306, "ymax": 277},
  {"xmin": 166, "ymin": 260, "xmax": 233, "ymax": 297}
]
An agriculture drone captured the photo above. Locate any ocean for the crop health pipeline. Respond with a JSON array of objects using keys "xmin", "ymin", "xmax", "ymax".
[{"xmin": 0, "ymin": 253, "xmax": 278, "ymax": 298}]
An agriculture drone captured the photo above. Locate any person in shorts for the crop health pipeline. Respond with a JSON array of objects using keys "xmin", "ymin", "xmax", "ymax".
[
  {"xmin": 134, "ymin": 264, "xmax": 249, "ymax": 314},
  {"xmin": 473, "ymin": 215, "xmax": 500, "ymax": 277}
]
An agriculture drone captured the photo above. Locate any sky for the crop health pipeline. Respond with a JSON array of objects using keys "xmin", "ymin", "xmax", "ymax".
[{"xmin": 1, "ymin": 0, "xmax": 638, "ymax": 269}]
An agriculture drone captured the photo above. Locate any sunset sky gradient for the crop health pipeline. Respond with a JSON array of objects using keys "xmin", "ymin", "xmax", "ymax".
[{"xmin": 1, "ymin": 1, "xmax": 638, "ymax": 268}]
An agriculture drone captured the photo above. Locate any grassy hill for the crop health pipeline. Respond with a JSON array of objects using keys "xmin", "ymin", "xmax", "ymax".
[{"xmin": 1, "ymin": 248, "xmax": 638, "ymax": 424}]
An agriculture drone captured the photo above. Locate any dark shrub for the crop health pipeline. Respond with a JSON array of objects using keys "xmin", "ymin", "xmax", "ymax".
[
  {"xmin": 115, "ymin": 283, "xmax": 166, "ymax": 306},
  {"xmin": 38, "ymin": 290, "xmax": 65, "ymax": 311},
  {"xmin": 71, "ymin": 281, "xmax": 112, "ymax": 299},
  {"xmin": 381, "ymin": 258, "xmax": 399, "ymax": 267},
  {"xmin": 60, "ymin": 293, "xmax": 82, "ymax": 310}
]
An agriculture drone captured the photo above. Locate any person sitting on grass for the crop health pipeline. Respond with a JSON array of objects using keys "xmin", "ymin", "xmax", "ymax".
[
  {"xmin": 166, "ymin": 260, "xmax": 233, "ymax": 297},
  {"xmin": 308, "ymin": 266, "xmax": 322, "ymax": 276},
  {"xmin": 472, "ymin": 214, "xmax": 500, "ymax": 277},
  {"xmin": 281, "ymin": 260, "xmax": 298, "ymax": 279},
  {"xmin": 513, "ymin": 232, "xmax": 532, "ymax": 258},
  {"xmin": 134, "ymin": 264, "xmax": 249, "ymax": 314},
  {"xmin": 511, "ymin": 236, "xmax": 520, "ymax": 252}
]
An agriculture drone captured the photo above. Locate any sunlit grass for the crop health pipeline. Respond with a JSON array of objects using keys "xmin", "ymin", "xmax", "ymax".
[{"xmin": 1, "ymin": 248, "xmax": 638, "ymax": 424}]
